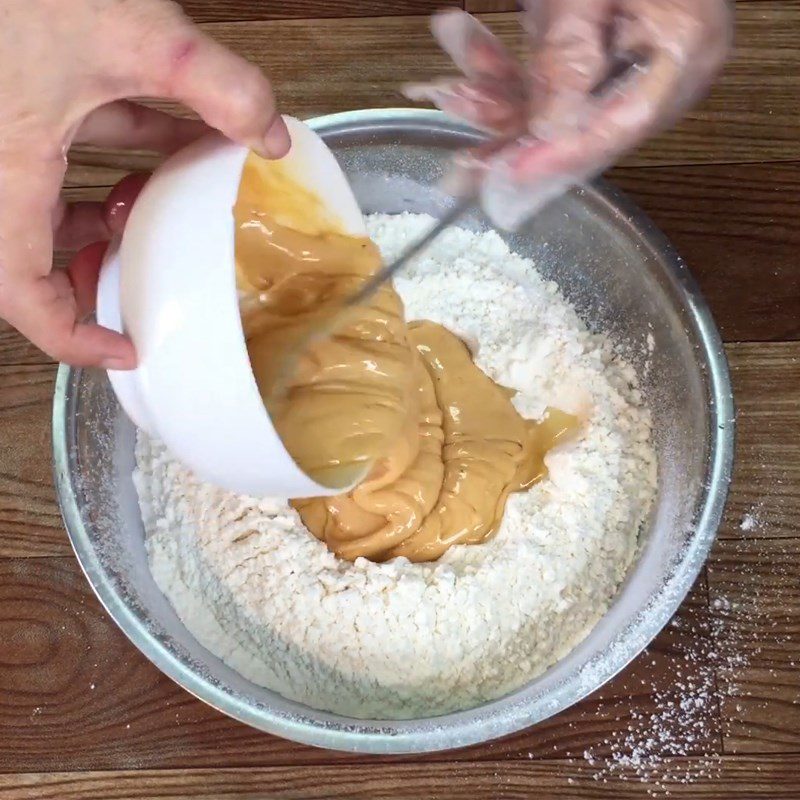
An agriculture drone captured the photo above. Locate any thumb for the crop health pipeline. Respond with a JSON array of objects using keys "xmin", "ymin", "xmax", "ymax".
[{"xmin": 127, "ymin": 14, "xmax": 290, "ymax": 157}]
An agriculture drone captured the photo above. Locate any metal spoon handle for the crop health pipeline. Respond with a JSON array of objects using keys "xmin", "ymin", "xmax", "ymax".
[{"xmin": 341, "ymin": 194, "xmax": 476, "ymax": 310}]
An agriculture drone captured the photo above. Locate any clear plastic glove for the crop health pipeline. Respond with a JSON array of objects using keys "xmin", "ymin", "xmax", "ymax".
[
  {"xmin": 405, "ymin": 1, "xmax": 733, "ymax": 230},
  {"xmin": 0, "ymin": 0, "xmax": 290, "ymax": 368}
]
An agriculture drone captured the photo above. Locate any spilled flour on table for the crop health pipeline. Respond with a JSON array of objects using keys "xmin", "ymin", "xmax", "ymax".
[
  {"xmin": 739, "ymin": 503, "xmax": 764, "ymax": 533},
  {"xmin": 576, "ymin": 503, "xmax": 796, "ymax": 794},
  {"xmin": 135, "ymin": 213, "xmax": 656, "ymax": 719}
]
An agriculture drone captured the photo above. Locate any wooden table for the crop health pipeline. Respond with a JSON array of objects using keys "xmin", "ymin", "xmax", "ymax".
[{"xmin": 1, "ymin": 2, "xmax": 799, "ymax": 797}]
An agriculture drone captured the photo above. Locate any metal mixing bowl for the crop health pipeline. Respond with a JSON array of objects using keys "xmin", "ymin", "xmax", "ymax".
[{"xmin": 52, "ymin": 109, "xmax": 735, "ymax": 754}]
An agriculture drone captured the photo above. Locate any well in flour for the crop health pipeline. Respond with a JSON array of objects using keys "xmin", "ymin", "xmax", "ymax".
[{"xmin": 135, "ymin": 212, "xmax": 657, "ymax": 719}]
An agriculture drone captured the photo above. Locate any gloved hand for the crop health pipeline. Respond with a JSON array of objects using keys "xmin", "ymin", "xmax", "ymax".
[
  {"xmin": 406, "ymin": 1, "xmax": 733, "ymax": 230},
  {"xmin": 0, "ymin": 0, "xmax": 289, "ymax": 368}
]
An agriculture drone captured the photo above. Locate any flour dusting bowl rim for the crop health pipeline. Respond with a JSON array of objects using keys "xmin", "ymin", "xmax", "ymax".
[{"xmin": 52, "ymin": 108, "xmax": 735, "ymax": 753}]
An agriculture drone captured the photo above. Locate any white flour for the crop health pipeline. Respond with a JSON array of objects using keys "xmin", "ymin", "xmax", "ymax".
[{"xmin": 135, "ymin": 213, "xmax": 657, "ymax": 719}]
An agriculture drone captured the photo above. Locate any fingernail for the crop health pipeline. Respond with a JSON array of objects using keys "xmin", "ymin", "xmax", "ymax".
[{"xmin": 262, "ymin": 120, "xmax": 291, "ymax": 159}]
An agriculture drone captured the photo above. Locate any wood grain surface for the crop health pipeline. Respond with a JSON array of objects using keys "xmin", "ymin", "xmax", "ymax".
[
  {"xmin": 710, "ymin": 536, "xmax": 800, "ymax": 753},
  {"xmin": 609, "ymin": 162, "xmax": 800, "ymax": 343},
  {"xmin": 4, "ymin": 156, "xmax": 800, "ymax": 369},
  {"xmin": 721, "ymin": 343, "xmax": 800, "ymax": 539},
  {"xmin": 1, "ymin": 0, "xmax": 798, "ymax": 797},
  {"xmin": 204, "ymin": 1, "xmax": 800, "ymax": 167},
  {"xmin": 176, "ymin": 0, "xmax": 461, "ymax": 23},
  {"xmin": 0, "ymin": 758, "xmax": 798, "ymax": 800},
  {"xmin": 0, "ymin": 325, "xmax": 47, "ymax": 368},
  {"xmin": 60, "ymin": 2, "xmax": 800, "ymax": 185},
  {"xmin": 465, "ymin": 0, "xmax": 519, "ymax": 11},
  {"xmin": 0, "ymin": 366, "xmax": 60, "ymax": 558},
  {"xmin": 2, "ymin": 342, "xmax": 795, "ymax": 557},
  {"xmin": 0, "ymin": 556, "xmax": 712, "ymax": 772}
]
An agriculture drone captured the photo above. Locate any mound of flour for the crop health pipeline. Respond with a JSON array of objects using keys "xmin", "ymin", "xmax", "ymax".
[{"xmin": 135, "ymin": 213, "xmax": 656, "ymax": 719}]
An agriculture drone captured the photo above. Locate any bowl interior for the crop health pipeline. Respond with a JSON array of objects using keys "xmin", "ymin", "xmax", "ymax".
[{"xmin": 53, "ymin": 109, "xmax": 733, "ymax": 754}]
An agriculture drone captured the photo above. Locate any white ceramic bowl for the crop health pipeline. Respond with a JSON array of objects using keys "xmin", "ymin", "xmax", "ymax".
[{"xmin": 95, "ymin": 117, "xmax": 367, "ymax": 498}]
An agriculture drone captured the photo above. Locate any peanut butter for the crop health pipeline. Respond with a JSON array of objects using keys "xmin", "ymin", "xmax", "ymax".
[
  {"xmin": 235, "ymin": 153, "xmax": 419, "ymax": 489},
  {"xmin": 235, "ymin": 152, "xmax": 580, "ymax": 563},
  {"xmin": 295, "ymin": 323, "xmax": 579, "ymax": 562}
]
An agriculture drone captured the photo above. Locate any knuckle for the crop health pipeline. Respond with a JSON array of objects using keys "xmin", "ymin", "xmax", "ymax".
[
  {"xmin": 228, "ymin": 64, "xmax": 271, "ymax": 115},
  {"xmin": 220, "ymin": 67, "xmax": 273, "ymax": 132},
  {"xmin": 115, "ymin": 1, "xmax": 197, "ymax": 91}
]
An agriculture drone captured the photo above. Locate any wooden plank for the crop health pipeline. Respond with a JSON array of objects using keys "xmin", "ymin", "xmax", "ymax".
[
  {"xmin": 709, "ymin": 537, "xmax": 800, "ymax": 754},
  {"xmin": 719, "ymin": 343, "xmax": 800, "ymax": 540},
  {"xmin": 10, "ymin": 157, "xmax": 800, "ymax": 371},
  {"xmin": 619, "ymin": 0, "xmax": 800, "ymax": 166},
  {"xmin": 58, "ymin": 2, "xmax": 800, "ymax": 194},
  {"xmin": 64, "ymin": 2, "xmax": 800, "ymax": 172},
  {"xmin": 0, "ymin": 553, "xmax": 718, "ymax": 770},
  {"xmin": 4, "ymin": 358, "xmax": 796, "ymax": 768},
  {"xmin": 0, "ymin": 324, "xmax": 51, "ymax": 369},
  {"xmin": 2, "ymin": 333, "xmax": 799, "ymax": 560},
  {"xmin": 0, "ymin": 366, "xmax": 63, "ymax": 558},
  {"xmin": 0, "ymin": 757, "xmax": 798, "ymax": 799},
  {"xmin": 466, "ymin": 0, "xmax": 784, "ymax": 9},
  {"xmin": 48, "ymin": 0, "xmax": 800, "ymax": 191},
  {"xmin": 65, "ymin": 151, "xmax": 157, "ymax": 189},
  {"xmin": 465, "ymin": 0, "xmax": 518, "ymax": 11},
  {"xmin": 610, "ymin": 161, "xmax": 800, "ymax": 343},
  {"xmin": 176, "ymin": 0, "xmax": 461, "ymax": 24},
  {"xmin": 54, "ymin": 155, "xmax": 794, "ymax": 349},
  {"xmin": 0, "ymin": 557, "xmax": 306, "ymax": 772}
]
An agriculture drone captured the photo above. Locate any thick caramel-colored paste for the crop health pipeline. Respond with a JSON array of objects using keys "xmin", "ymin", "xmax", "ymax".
[
  {"xmin": 235, "ymin": 152, "xmax": 579, "ymax": 563},
  {"xmin": 235, "ymin": 153, "xmax": 418, "ymax": 490}
]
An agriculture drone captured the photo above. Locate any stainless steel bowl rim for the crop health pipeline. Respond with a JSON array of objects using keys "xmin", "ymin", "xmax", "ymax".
[{"xmin": 52, "ymin": 108, "xmax": 735, "ymax": 753}]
